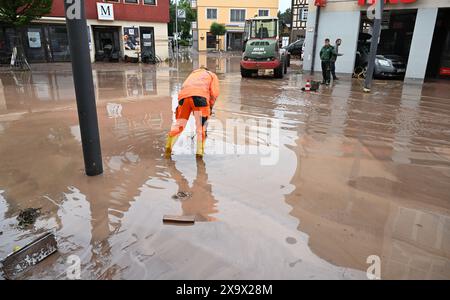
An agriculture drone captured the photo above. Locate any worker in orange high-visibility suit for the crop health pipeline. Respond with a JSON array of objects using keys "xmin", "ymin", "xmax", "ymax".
[{"xmin": 165, "ymin": 67, "xmax": 220, "ymax": 157}]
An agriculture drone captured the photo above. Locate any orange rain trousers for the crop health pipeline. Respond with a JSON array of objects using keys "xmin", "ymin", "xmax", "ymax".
[{"xmin": 168, "ymin": 96, "xmax": 211, "ymax": 143}]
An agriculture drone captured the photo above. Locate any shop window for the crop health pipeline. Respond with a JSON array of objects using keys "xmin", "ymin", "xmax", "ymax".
[
  {"xmin": 49, "ymin": 25, "xmax": 70, "ymax": 62},
  {"xmin": 0, "ymin": 28, "xmax": 8, "ymax": 64},
  {"xmin": 230, "ymin": 9, "xmax": 246, "ymax": 22},
  {"xmin": 207, "ymin": 32, "xmax": 216, "ymax": 49},
  {"xmin": 25, "ymin": 27, "xmax": 47, "ymax": 62},
  {"xmin": 207, "ymin": 8, "xmax": 217, "ymax": 20}
]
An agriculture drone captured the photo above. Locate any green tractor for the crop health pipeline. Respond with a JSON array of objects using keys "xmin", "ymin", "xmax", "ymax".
[{"xmin": 240, "ymin": 17, "xmax": 288, "ymax": 79}]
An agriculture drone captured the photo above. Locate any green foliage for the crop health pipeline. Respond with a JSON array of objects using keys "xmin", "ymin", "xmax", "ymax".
[
  {"xmin": 0, "ymin": 0, "xmax": 53, "ymax": 27},
  {"xmin": 210, "ymin": 22, "xmax": 226, "ymax": 37},
  {"xmin": 178, "ymin": 39, "xmax": 190, "ymax": 47},
  {"xmin": 169, "ymin": 0, "xmax": 197, "ymax": 40},
  {"xmin": 278, "ymin": 8, "xmax": 292, "ymax": 36}
]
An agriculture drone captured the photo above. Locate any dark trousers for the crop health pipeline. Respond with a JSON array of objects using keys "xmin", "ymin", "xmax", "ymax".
[
  {"xmin": 330, "ymin": 61, "xmax": 337, "ymax": 79},
  {"xmin": 321, "ymin": 61, "xmax": 331, "ymax": 83}
]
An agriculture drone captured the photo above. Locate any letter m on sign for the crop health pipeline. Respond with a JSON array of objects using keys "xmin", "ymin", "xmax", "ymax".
[{"xmin": 101, "ymin": 6, "xmax": 110, "ymax": 16}]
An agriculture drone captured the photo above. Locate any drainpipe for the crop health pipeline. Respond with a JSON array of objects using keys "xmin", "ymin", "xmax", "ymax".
[
  {"xmin": 64, "ymin": 0, "xmax": 103, "ymax": 176},
  {"xmin": 310, "ymin": 5, "xmax": 321, "ymax": 76},
  {"xmin": 364, "ymin": 0, "xmax": 385, "ymax": 92}
]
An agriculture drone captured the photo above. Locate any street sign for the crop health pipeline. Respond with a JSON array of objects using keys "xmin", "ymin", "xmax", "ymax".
[{"xmin": 177, "ymin": 9, "xmax": 186, "ymax": 19}]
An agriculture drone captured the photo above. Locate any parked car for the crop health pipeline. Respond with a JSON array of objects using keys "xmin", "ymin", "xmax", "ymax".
[
  {"xmin": 354, "ymin": 33, "xmax": 407, "ymax": 79},
  {"xmin": 374, "ymin": 54, "xmax": 407, "ymax": 78},
  {"xmin": 284, "ymin": 39, "xmax": 304, "ymax": 56}
]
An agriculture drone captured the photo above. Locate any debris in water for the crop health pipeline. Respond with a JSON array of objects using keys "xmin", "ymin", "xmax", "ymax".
[
  {"xmin": 1, "ymin": 232, "xmax": 58, "ymax": 279},
  {"xmin": 171, "ymin": 191, "xmax": 192, "ymax": 200},
  {"xmin": 163, "ymin": 215, "xmax": 196, "ymax": 224},
  {"xmin": 17, "ymin": 208, "xmax": 41, "ymax": 228}
]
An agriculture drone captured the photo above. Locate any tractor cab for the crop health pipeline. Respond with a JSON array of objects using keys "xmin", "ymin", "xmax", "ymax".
[{"xmin": 243, "ymin": 17, "xmax": 279, "ymax": 51}]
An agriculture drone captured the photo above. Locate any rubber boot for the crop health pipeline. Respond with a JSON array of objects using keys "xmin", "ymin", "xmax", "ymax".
[
  {"xmin": 165, "ymin": 134, "xmax": 179, "ymax": 157},
  {"xmin": 196, "ymin": 139, "xmax": 205, "ymax": 158}
]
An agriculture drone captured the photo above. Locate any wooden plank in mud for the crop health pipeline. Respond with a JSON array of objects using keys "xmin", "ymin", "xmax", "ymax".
[{"xmin": 163, "ymin": 215, "xmax": 196, "ymax": 224}]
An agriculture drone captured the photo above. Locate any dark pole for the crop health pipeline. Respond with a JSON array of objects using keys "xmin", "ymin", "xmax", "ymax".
[
  {"xmin": 310, "ymin": 5, "xmax": 321, "ymax": 75},
  {"xmin": 364, "ymin": 0, "xmax": 384, "ymax": 92},
  {"xmin": 289, "ymin": 0, "xmax": 295, "ymax": 44},
  {"xmin": 64, "ymin": 0, "xmax": 103, "ymax": 176}
]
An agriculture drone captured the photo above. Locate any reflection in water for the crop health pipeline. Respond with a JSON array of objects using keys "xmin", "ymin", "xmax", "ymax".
[
  {"xmin": 167, "ymin": 158, "xmax": 218, "ymax": 222},
  {"xmin": 283, "ymin": 79, "xmax": 450, "ymax": 279}
]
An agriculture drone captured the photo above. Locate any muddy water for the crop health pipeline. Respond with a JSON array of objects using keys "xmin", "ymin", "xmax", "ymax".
[{"xmin": 0, "ymin": 54, "xmax": 449, "ymax": 279}]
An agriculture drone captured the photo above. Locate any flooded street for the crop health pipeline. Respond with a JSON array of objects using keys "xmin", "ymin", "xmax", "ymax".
[{"xmin": 0, "ymin": 54, "xmax": 449, "ymax": 280}]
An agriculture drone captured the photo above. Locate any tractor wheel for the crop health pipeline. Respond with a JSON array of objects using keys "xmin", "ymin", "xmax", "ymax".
[
  {"xmin": 241, "ymin": 66, "xmax": 253, "ymax": 78},
  {"xmin": 274, "ymin": 63, "xmax": 284, "ymax": 79}
]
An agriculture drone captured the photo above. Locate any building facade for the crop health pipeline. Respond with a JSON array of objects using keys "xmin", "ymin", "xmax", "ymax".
[
  {"xmin": 303, "ymin": 0, "xmax": 450, "ymax": 83},
  {"xmin": 0, "ymin": 0, "xmax": 170, "ymax": 64},
  {"xmin": 192, "ymin": 0, "xmax": 279, "ymax": 52},
  {"xmin": 290, "ymin": 0, "xmax": 309, "ymax": 42}
]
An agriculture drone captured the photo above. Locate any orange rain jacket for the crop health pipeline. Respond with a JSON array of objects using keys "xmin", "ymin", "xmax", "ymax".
[{"xmin": 178, "ymin": 69, "xmax": 220, "ymax": 107}]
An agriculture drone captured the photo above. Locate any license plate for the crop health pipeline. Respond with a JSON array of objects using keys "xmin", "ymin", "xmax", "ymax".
[{"xmin": 258, "ymin": 69, "xmax": 272, "ymax": 76}]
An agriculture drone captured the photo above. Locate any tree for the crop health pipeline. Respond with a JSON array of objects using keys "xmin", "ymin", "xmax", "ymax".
[
  {"xmin": 210, "ymin": 22, "xmax": 226, "ymax": 51},
  {"xmin": 278, "ymin": 8, "xmax": 292, "ymax": 26},
  {"xmin": 278, "ymin": 8, "xmax": 292, "ymax": 37},
  {"xmin": 169, "ymin": 0, "xmax": 196, "ymax": 42},
  {"xmin": 0, "ymin": 0, "xmax": 53, "ymax": 70}
]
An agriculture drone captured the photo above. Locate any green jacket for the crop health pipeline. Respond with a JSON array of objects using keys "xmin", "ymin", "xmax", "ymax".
[
  {"xmin": 330, "ymin": 45, "xmax": 343, "ymax": 62},
  {"xmin": 320, "ymin": 45, "xmax": 336, "ymax": 62}
]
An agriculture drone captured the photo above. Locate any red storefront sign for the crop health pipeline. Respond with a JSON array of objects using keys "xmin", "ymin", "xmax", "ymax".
[
  {"xmin": 315, "ymin": 0, "xmax": 327, "ymax": 7},
  {"xmin": 358, "ymin": 0, "xmax": 417, "ymax": 5},
  {"xmin": 440, "ymin": 67, "xmax": 450, "ymax": 76}
]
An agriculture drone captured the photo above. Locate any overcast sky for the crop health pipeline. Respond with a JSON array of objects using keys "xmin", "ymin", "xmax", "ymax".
[{"xmin": 279, "ymin": 0, "xmax": 291, "ymax": 12}]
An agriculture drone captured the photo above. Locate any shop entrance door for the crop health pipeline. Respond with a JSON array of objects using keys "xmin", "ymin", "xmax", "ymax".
[
  {"xmin": 92, "ymin": 26, "xmax": 120, "ymax": 62},
  {"xmin": 140, "ymin": 27, "xmax": 156, "ymax": 63},
  {"xmin": 207, "ymin": 32, "xmax": 216, "ymax": 49},
  {"xmin": 227, "ymin": 32, "xmax": 243, "ymax": 51}
]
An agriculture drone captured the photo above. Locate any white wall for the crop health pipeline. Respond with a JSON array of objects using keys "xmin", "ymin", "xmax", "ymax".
[
  {"xmin": 303, "ymin": 9, "xmax": 361, "ymax": 75},
  {"xmin": 405, "ymin": 8, "xmax": 438, "ymax": 82}
]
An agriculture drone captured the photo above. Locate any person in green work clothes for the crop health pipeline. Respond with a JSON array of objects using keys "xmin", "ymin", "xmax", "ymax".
[
  {"xmin": 330, "ymin": 39, "xmax": 343, "ymax": 81},
  {"xmin": 320, "ymin": 38, "xmax": 337, "ymax": 85}
]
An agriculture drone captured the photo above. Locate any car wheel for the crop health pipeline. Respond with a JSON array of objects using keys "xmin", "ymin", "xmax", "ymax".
[{"xmin": 241, "ymin": 66, "xmax": 252, "ymax": 78}]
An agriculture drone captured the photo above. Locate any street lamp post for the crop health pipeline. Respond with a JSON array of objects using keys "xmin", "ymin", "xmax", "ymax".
[
  {"xmin": 364, "ymin": 0, "xmax": 385, "ymax": 92},
  {"xmin": 175, "ymin": 0, "xmax": 179, "ymax": 59},
  {"xmin": 64, "ymin": 0, "xmax": 103, "ymax": 176}
]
